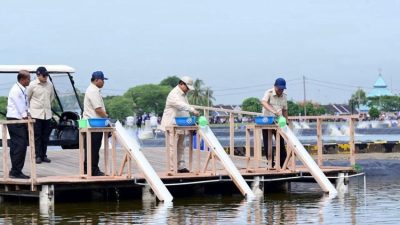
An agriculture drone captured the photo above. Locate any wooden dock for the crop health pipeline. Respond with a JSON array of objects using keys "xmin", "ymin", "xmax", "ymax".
[{"xmin": 0, "ymin": 146, "xmax": 354, "ymax": 191}]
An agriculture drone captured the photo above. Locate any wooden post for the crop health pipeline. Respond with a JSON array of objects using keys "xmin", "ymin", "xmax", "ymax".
[
  {"xmin": 267, "ymin": 129, "xmax": 272, "ymax": 169},
  {"xmin": 189, "ymin": 130, "xmax": 193, "ymax": 171},
  {"xmin": 229, "ymin": 112, "xmax": 234, "ymax": 156},
  {"xmin": 2, "ymin": 125, "xmax": 8, "ymax": 179},
  {"xmin": 349, "ymin": 117, "xmax": 356, "ymax": 166},
  {"xmin": 111, "ymin": 131, "xmax": 116, "ymax": 176},
  {"xmin": 196, "ymin": 131, "xmax": 201, "ymax": 173},
  {"xmin": 27, "ymin": 120, "xmax": 37, "ymax": 188},
  {"xmin": 276, "ymin": 131, "xmax": 281, "ymax": 170},
  {"xmin": 87, "ymin": 130, "xmax": 92, "ymax": 176},
  {"xmin": 165, "ymin": 128, "xmax": 171, "ymax": 172},
  {"xmin": 317, "ymin": 118, "xmax": 323, "ymax": 166},
  {"xmin": 104, "ymin": 131, "xmax": 109, "ymax": 175},
  {"xmin": 245, "ymin": 126, "xmax": 250, "ymax": 169},
  {"xmin": 79, "ymin": 128, "xmax": 85, "ymax": 176}
]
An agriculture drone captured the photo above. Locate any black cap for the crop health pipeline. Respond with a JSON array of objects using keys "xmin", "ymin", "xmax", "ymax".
[{"xmin": 36, "ymin": 66, "xmax": 49, "ymax": 76}]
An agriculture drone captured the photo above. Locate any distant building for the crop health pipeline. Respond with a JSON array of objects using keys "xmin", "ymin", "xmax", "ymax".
[{"xmin": 367, "ymin": 74, "xmax": 393, "ymax": 97}]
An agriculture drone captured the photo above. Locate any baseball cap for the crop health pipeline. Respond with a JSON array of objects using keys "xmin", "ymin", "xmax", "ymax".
[
  {"xmin": 180, "ymin": 76, "xmax": 194, "ymax": 90},
  {"xmin": 274, "ymin": 78, "xmax": 286, "ymax": 89},
  {"xmin": 36, "ymin": 66, "xmax": 49, "ymax": 76},
  {"xmin": 91, "ymin": 71, "xmax": 108, "ymax": 80}
]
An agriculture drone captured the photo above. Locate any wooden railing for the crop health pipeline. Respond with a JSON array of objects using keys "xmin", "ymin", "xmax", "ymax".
[
  {"xmin": 192, "ymin": 105, "xmax": 358, "ymax": 166},
  {"xmin": 1, "ymin": 119, "xmax": 37, "ymax": 190}
]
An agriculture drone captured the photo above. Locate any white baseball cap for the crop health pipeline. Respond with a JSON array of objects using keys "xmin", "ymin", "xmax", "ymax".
[{"xmin": 180, "ymin": 76, "xmax": 194, "ymax": 90}]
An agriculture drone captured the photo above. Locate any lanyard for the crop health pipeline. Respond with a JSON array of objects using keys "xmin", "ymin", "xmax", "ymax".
[{"xmin": 16, "ymin": 83, "xmax": 28, "ymax": 108}]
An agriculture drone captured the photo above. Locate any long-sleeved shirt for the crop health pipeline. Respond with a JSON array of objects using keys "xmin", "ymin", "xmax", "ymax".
[
  {"xmin": 83, "ymin": 83, "xmax": 106, "ymax": 119},
  {"xmin": 6, "ymin": 82, "xmax": 29, "ymax": 119},
  {"xmin": 27, "ymin": 79, "xmax": 55, "ymax": 120},
  {"xmin": 160, "ymin": 85, "xmax": 195, "ymax": 131}
]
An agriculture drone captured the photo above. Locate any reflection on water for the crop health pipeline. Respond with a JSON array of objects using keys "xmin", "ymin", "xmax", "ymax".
[{"xmin": 1, "ymin": 177, "xmax": 400, "ymax": 224}]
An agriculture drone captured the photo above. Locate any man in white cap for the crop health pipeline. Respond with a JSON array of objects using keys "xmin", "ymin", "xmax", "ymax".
[{"xmin": 160, "ymin": 76, "xmax": 200, "ymax": 173}]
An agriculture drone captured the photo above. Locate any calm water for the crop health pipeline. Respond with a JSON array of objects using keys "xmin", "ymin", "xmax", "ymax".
[{"xmin": 1, "ymin": 175, "xmax": 399, "ymax": 224}]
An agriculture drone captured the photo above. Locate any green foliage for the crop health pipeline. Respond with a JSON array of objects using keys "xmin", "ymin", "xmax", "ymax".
[
  {"xmin": 104, "ymin": 96, "xmax": 134, "ymax": 121},
  {"xmin": 241, "ymin": 97, "xmax": 262, "ymax": 113},
  {"xmin": 188, "ymin": 79, "xmax": 215, "ymax": 106},
  {"xmin": 287, "ymin": 100, "xmax": 325, "ymax": 116},
  {"xmin": 287, "ymin": 100, "xmax": 302, "ymax": 116},
  {"xmin": 159, "ymin": 76, "xmax": 180, "ymax": 87},
  {"xmin": 0, "ymin": 96, "xmax": 7, "ymax": 119},
  {"xmin": 367, "ymin": 95, "xmax": 400, "ymax": 112},
  {"xmin": 349, "ymin": 88, "xmax": 367, "ymax": 110},
  {"xmin": 123, "ymin": 84, "xmax": 171, "ymax": 116},
  {"xmin": 368, "ymin": 106, "xmax": 380, "ymax": 119}
]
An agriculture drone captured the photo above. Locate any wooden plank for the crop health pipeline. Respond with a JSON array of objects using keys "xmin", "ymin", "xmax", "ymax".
[
  {"xmin": 2, "ymin": 125, "xmax": 9, "ymax": 179},
  {"xmin": 229, "ymin": 113, "xmax": 234, "ymax": 156},
  {"xmin": 349, "ymin": 118, "xmax": 356, "ymax": 166},
  {"xmin": 317, "ymin": 118, "xmax": 323, "ymax": 166}
]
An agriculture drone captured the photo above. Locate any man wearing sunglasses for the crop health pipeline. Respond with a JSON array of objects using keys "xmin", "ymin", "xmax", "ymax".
[{"xmin": 261, "ymin": 78, "xmax": 288, "ymax": 168}]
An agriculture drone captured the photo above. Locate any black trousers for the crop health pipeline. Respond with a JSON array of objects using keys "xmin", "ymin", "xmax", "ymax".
[
  {"xmin": 262, "ymin": 129, "xmax": 287, "ymax": 167},
  {"xmin": 7, "ymin": 118, "xmax": 28, "ymax": 175},
  {"xmin": 84, "ymin": 132, "xmax": 104, "ymax": 173},
  {"xmin": 33, "ymin": 118, "xmax": 51, "ymax": 159}
]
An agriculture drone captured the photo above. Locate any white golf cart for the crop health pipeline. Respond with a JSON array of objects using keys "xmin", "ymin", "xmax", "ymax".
[{"xmin": 0, "ymin": 65, "xmax": 83, "ymax": 149}]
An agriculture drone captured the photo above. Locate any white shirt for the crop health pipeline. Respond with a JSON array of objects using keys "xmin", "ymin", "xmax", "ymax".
[
  {"xmin": 6, "ymin": 82, "xmax": 29, "ymax": 119},
  {"xmin": 160, "ymin": 85, "xmax": 195, "ymax": 131},
  {"xmin": 261, "ymin": 87, "xmax": 288, "ymax": 116},
  {"xmin": 83, "ymin": 83, "xmax": 106, "ymax": 119}
]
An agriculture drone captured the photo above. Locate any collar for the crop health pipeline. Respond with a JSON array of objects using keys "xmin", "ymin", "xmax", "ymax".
[
  {"xmin": 90, "ymin": 82, "xmax": 101, "ymax": 91},
  {"xmin": 176, "ymin": 85, "xmax": 186, "ymax": 96},
  {"xmin": 16, "ymin": 82, "xmax": 26, "ymax": 90}
]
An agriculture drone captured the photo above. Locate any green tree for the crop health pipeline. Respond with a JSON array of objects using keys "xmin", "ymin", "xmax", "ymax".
[
  {"xmin": 104, "ymin": 96, "xmax": 134, "ymax": 121},
  {"xmin": 124, "ymin": 84, "xmax": 171, "ymax": 116},
  {"xmin": 369, "ymin": 106, "xmax": 380, "ymax": 119},
  {"xmin": 349, "ymin": 88, "xmax": 367, "ymax": 110},
  {"xmin": 241, "ymin": 97, "xmax": 262, "ymax": 113},
  {"xmin": 287, "ymin": 100, "xmax": 302, "ymax": 116},
  {"xmin": 0, "ymin": 96, "xmax": 7, "ymax": 119},
  {"xmin": 188, "ymin": 79, "xmax": 215, "ymax": 106},
  {"xmin": 160, "ymin": 76, "xmax": 180, "ymax": 87}
]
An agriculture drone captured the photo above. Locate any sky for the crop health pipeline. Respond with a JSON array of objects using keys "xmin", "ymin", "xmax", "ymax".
[{"xmin": 0, "ymin": 0, "xmax": 399, "ymax": 105}]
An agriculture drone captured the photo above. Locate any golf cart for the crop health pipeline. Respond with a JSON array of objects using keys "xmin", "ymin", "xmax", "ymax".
[{"xmin": 0, "ymin": 65, "xmax": 83, "ymax": 149}]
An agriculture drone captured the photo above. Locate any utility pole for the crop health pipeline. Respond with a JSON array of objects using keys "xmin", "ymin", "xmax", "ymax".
[{"xmin": 303, "ymin": 75, "xmax": 307, "ymax": 116}]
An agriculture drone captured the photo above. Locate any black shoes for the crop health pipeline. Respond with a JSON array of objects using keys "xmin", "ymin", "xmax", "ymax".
[
  {"xmin": 9, "ymin": 172, "xmax": 30, "ymax": 179},
  {"xmin": 93, "ymin": 171, "xmax": 105, "ymax": 176},
  {"xmin": 42, "ymin": 157, "xmax": 51, "ymax": 163},
  {"xmin": 177, "ymin": 168, "xmax": 190, "ymax": 173},
  {"xmin": 36, "ymin": 157, "xmax": 51, "ymax": 164}
]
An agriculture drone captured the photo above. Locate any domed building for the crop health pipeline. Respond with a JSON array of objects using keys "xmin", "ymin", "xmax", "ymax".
[{"xmin": 367, "ymin": 74, "xmax": 393, "ymax": 97}]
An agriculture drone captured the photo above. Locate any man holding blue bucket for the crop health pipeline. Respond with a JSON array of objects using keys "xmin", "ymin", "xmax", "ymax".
[
  {"xmin": 261, "ymin": 78, "xmax": 288, "ymax": 168},
  {"xmin": 82, "ymin": 71, "xmax": 108, "ymax": 176},
  {"xmin": 160, "ymin": 76, "xmax": 200, "ymax": 173}
]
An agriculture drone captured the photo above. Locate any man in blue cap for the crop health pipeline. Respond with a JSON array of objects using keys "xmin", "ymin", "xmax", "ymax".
[
  {"xmin": 27, "ymin": 66, "xmax": 55, "ymax": 164},
  {"xmin": 82, "ymin": 71, "xmax": 108, "ymax": 176},
  {"xmin": 260, "ymin": 77, "xmax": 288, "ymax": 168}
]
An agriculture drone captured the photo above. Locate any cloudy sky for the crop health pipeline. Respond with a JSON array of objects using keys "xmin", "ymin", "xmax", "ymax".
[{"xmin": 1, "ymin": 0, "xmax": 399, "ymax": 105}]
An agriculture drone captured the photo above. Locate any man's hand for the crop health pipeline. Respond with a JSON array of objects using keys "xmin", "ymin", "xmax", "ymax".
[{"xmin": 193, "ymin": 110, "xmax": 200, "ymax": 116}]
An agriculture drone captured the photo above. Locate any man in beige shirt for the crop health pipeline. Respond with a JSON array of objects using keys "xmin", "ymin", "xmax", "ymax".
[
  {"xmin": 82, "ymin": 71, "xmax": 108, "ymax": 176},
  {"xmin": 261, "ymin": 78, "xmax": 288, "ymax": 168},
  {"xmin": 160, "ymin": 76, "xmax": 200, "ymax": 173},
  {"xmin": 27, "ymin": 66, "xmax": 55, "ymax": 164}
]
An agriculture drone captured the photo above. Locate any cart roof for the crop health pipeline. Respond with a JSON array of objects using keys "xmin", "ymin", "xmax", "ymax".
[{"xmin": 0, "ymin": 65, "xmax": 75, "ymax": 73}]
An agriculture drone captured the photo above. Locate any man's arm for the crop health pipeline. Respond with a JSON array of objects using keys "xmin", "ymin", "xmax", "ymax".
[{"xmin": 95, "ymin": 107, "xmax": 108, "ymax": 118}]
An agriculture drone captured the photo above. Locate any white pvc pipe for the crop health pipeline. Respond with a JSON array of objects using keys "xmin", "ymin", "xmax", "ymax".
[
  {"xmin": 199, "ymin": 126, "xmax": 255, "ymax": 199},
  {"xmin": 281, "ymin": 126, "xmax": 338, "ymax": 196},
  {"xmin": 115, "ymin": 122, "xmax": 173, "ymax": 202}
]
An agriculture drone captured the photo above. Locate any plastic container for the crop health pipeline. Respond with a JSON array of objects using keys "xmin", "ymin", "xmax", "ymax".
[
  {"xmin": 254, "ymin": 116, "xmax": 275, "ymax": 125},
  {"xmin": 78, "ymin": 119, "xmax": 87, "ymax": 128},
  {"xmin": 175, "ymin": 116, "xmax": 196, "ymax": 126},
  {"xmin": 88, "ymin": 118, "xmax": 109, "ymax": 127}
]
